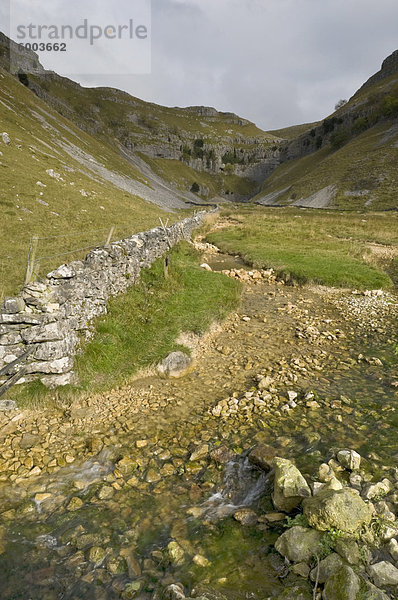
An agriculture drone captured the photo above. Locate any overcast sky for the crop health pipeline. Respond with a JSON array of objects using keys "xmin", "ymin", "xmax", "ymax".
[{"xmin": 6, "ymin": 0, "xmax": 398, "ymax": 130}]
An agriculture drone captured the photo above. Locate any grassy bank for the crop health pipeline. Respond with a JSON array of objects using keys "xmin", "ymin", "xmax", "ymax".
[
  {"xmin": 207, "ymin": 206, "xmax": 397, "ymax": 289},
  {"xmin": 11, "ymin": 243, "xmax": 241, "ymax": 406}
]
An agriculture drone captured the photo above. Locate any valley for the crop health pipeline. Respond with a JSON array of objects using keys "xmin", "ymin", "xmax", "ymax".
[{"xmin": 0, "ymin": 29, "xmax": 397, "ymax": 600}]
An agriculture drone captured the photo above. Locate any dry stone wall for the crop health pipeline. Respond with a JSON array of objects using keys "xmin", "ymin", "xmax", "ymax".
[{"xmin": 0, "ymin": 212, "xmax": 208, "ymax": 388}]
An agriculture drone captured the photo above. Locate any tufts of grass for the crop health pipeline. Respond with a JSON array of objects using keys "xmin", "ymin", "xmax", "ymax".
[
  {"xmin": 207, "ymin": 207, "xmax": 395, "ymax": 289},
  {"xmin": 11, "ymin": 243, "xmax": 241, "ymax": 407}
]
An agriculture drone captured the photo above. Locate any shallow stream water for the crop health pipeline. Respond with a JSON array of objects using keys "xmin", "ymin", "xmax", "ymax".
[{"xmin": 0, "ymin": 255, "xmax": 397, "ymax": 599}]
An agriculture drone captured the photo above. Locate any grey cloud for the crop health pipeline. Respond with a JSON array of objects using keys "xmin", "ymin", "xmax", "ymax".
[{"xmin": 19, "ymin": 0, "xmax": 398, "ymax": 130}]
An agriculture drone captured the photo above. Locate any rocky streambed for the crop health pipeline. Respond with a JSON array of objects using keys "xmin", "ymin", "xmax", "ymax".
[{"xmin": 0, "ymin": 251, "xmax": 397, "ymax": 599}]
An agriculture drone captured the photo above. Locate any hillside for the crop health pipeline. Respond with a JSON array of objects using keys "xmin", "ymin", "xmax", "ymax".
[
  {"xmin": 0, "ymin": 31, "xmax": 281, "ymax": 299},
  {"xmin": 254, "ymin": 50, "xmax": 398, "ymax": 210},
  {"xmin": 0, "ymin": 33, "xmax": 279, "ymax": 204},
  {"xmin": 267, "ymin": 121, "xmax": 320, "ymax": 140}
]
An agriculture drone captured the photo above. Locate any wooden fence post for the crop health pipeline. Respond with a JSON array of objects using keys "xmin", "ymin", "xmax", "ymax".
[
  {"xmin": 24, "ymin": 236, "xmax": 39, "ymax": 286},
  {"xmin": 106, "ymin": 226, "xmax": 115, "ymax": 246}
]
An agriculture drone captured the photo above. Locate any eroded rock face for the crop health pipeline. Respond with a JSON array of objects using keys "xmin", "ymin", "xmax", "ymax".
[
  {"xmin": 272, "ymin": 458, "xmax": 311, "ymax": 512},
  {"xmin": 275, "ymin": 526, "xmax": 322, "ymax": 564},
  {"xmin": 303, "ymin": 488, "xmax": 373, "ymax": 533}
]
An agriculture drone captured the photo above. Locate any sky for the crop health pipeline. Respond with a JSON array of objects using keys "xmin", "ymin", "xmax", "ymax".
[{"xmin": 5, "ymin": 0, "xmax": 398, "ymax": 130}]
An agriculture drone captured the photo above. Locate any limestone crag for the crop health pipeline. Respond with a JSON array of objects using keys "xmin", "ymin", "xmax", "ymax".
[{"xmin": 0, "ymin": 211, "xmax": 210, "ymax": 388}]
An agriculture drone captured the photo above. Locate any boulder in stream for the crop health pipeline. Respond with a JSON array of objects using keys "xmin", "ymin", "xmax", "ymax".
[
  {"xmin": 157, "ymin": 351, "xmax": 192, "ymax": 378},
  {"xmin": 275, "ymin": 526, "xmax": 322, "ymax": 563},
  {"xmin": 272, "ymin": 457, "xmax": 311, "ymax": 512},
  {"xmin": 248, "ymin": 443, "xmax": 277, "ymax": 472},
  {"xmin": 303, "ymin": 488, "xmax": 373, "ymax": 533}
]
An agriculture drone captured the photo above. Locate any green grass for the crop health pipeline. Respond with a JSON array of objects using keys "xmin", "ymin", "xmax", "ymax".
[
  {"xmin": 268, "ymin": 121, "xmax": 320, "ymax": 140},
  {"xmin": 207, "ymin": 207, "xmax": 396, "ymax": 289},
  {"xmin": 138, "ymin": 155, "xmax": 257, "ymax": 198},
  {"xmin": 0, "ymin": 67, "xmax": 179, "ymax": 299},
  {"xmin": 10, "ymin": 243, "xmax": 241, "ymax": 406}
]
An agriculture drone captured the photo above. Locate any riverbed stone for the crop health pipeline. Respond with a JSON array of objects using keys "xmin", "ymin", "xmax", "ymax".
[
  {"xmin": 275, "ymin": 526, "xmax": 322, "ymax": 563},
  {"xmin": 67, "ymin": 497, "xmax": 84, "ymax": 511},
  {"xmin": 334, "ymin": 538, "xmax": 361, "ymax": 565},
  {"xmin": 336, "ymin": 449, "xmax": 361, "ymax": 471},
  {"xmin": 189, "ymin": 444, "xmax": 209, "ymax": 461},
  {"xmin": 367, "ymin": 561, "xmax": 398, "ymax": 587},
  {"xmin": 193, "ymin": 553, "xmax": 211, "ymax": 567},
  {"xmin": 20, "ymin": 433, "xmax": 40, "ymax": 449},
  {"xmin": 248, "ymin": 443, "xmax": 277, "ymax": 471},
  {"xmin": 116, "ymin": 457, "xmax": 137, "ymax": 475},
  {"xmin": 362, "ymin": 582, "xmax": 391, "ymax": 600},
  {"xmin": 274, "ymin": 582, "xmax": 312, "ymax": 600},
  {"xmin": 292, "ymin": 562, "xmax": 311, "ymax": 578},
  {"xmin": 146, "ymin": 468, "xmax": 161, "ymax": 483},
  {"xmin": 98, "ymin": 486, "xmax": 114, "ymax": 500},
  {"xmin": 386, "ymin": 538, "xmax": 398, "ymax": 561},
  {"xmin": 318, "ymin": 463, "xmax": 336, "ymax": 483},
  {"xmin": 88, "ymin": 546, "xmax": 107, "ymax": 566},
  {"xmin": 362, "ymin": 479, "xmax": 393, "ymax": 501},
  {"xmin": 272, "ymin": 458, "xmax": 311, "ymax": 512},
  {"xmin": 310, "ymin": 552, "xmax": 344, "ymax": 583},
  {"xmin": 167, "ymin": 541, "xmax": 186, "ymax": 566},
  {"xmin": 157, "ymin": 352, "xmax": 192, "ymax": 378},
  {"xmin": 323, "ymin": 565, "xmax": 360, "ymax": 600},
  {"xmin": 233, "ymin": 508, "xmax": 258, "ymax": 526},
  {"xmin": 0, "ymin": 399, "xmax": 17, "ymax": 411},
  {"xmin": 1, "ymin": 297, "xmax": 25, "ymax": 314},
  {"xmin": 303, "ymin": 488, "xmax": 373, "ymax": 533},
  {"xmin": 163, "ymin": 583, "xmax": 185, "ymax": 600}
]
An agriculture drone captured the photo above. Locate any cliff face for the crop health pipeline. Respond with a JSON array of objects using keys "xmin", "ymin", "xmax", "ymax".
[{"xmin": 358, "ymin": 49, "xmax": 398, "ymax": 92}]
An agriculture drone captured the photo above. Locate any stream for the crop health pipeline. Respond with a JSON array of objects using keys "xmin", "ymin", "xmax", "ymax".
[{"xmin": 0, "ymin": 253, "xmax": 397, "ymax": 599}]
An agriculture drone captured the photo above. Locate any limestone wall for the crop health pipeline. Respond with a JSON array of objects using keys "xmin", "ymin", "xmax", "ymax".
[{"xmin": 0, "ymin": 212, "xmax": 208, "ymax": 388}]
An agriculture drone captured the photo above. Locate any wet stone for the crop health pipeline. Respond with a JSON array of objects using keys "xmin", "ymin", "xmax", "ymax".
[
  {"xmin": 67, "ymin": 497, "xmax": 84, "ymax": 511},
  {"xmin": 88, "ymin": 546, "xmax": 107, "ymax": 566},
  {"xmin": 233, "ymin": 508, "xmax": 258, "ymax": 526}
]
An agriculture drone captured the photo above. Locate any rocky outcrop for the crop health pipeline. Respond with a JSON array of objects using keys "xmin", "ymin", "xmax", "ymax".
[
  {"xmin": 0, "ymin": 212, "xmax": 209, "ymax": 388},
  {"xmin": 359, "ymin": 49, "xmax": 398, "ymax": 92}
]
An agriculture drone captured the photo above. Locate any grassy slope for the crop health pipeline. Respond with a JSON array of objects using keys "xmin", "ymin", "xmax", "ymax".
[
  {"xmin": 268, "ymin": 121, "xmax": 320, "ymax": 140},
  {"xmin": 23, "ymin": 71, "xmax": 277, "ymax": 199},
  {"xmin": 207, "ymin": 206, "xmax": 397, "ymax": 289},
  {"xmin": 28, "ymin": 74, "xmax": 275, "ymax": 143},
  {"xmin": 256, "ymin": 74, "xmax": 398, "ymax": 209},
  {"xmin": 0, "ymin": 68, "xmax": 175, "ymax": 298},
  {"xmin": 138, "ymin": 155, "xmax": 257, "ymax": 198},
  {"xmin": 11, "ymin": 243, "xmax": 241, "ymax": 406},
  {"xmin": 254, "ymin": 121, "xmax": 398, "ymax": 210}
]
